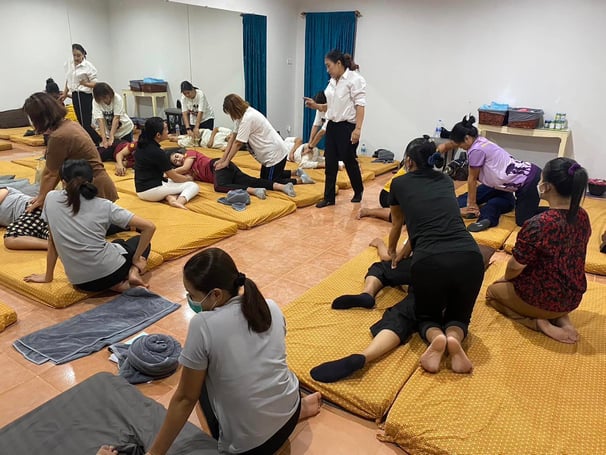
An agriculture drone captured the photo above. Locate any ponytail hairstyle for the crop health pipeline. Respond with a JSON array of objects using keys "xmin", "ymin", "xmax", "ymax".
[
  {"xmin": 59, "ymin": 159, "xmax": 98, "ymax": 215},
  {"xmin": 92, "ymin": 82, "xmax": 115, "ymax": 103},
  {"xmin": 325, "ymin": 49, "xmax": 360, "ymax": 71},
  {"xmin": 542, "ymin": 157, "xmax": 588, "ymax": 224},
  {"xmin": 45, "ymin": 78, "xmax": 60, "ymax": 96},
  {"xmin": 313, "ymin": 90, "xmax": 327, "ymax": 104},
  {"xmin": 180, "ymin": 81, "xmax": 198, "ymax": 93},
  {"xmin": 222, "ymin": 93, "xmax": 250, "ymax": 121},
  {"xmin": 184, "ymin": 248, "xmax": 272, "ymax": 333},
  {"xmin": 137, "ymin": 117, "xmax": 165, "ymax": 150},
  {"xmin": 405, "ymin": 135, "xmax": 444, "ymax": 174},
  {"xmin": 23, "ymin": 92, "xmax": 67, "ymax": 133},
  {"xmin": 450, "ymin": 115, "xmax": 479, "ymax": 144},
  {"xmin": 71, "ymin": 43, "xmax": 87, "ymax": 58}
]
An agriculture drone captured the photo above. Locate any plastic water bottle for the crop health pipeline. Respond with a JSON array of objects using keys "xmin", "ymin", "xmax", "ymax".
[
  {"xmin": 361, "ymin": 143, "xmax": 367, "ymax": 156},
  {"xmin": 175, "ymin": 123, "xmax": 180, "ymax": 136},
  {"xmin": 434, "ymin": 120, "xmax": 443, "ymax": 138}
]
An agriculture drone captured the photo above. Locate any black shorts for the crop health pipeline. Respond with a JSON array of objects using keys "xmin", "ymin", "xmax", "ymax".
[
  {"xmin": 366, "ymin": 258, "xmax": 412, "ymax": 287},
  {"xmin": 4, "ymin": 209, "xmax": 49, "ymax": 240},
  {"xmin": 370, "ymin": 293, "xmax": 417, "ymax": 344}
]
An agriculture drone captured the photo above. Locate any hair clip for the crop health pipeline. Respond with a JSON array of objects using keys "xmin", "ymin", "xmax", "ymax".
[{"xmin": 568, "ymin": 163, "xmax": 580, "ymax": 176}]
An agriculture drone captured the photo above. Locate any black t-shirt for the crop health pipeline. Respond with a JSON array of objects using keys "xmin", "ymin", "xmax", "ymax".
[
  {"xmin": 389, "ymin": 170, "xmax": 480, "ymax": 263},
  {"xmin": 134, "ymin": 141, "xmax": 173, "ymax": 192}
]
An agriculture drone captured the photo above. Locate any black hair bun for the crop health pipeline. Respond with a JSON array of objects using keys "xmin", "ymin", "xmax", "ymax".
[{"xmin": 46, "ymin": 77, "xmax": 55, "ymax": 84}]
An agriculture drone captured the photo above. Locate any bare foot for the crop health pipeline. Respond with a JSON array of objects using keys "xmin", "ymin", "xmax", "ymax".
[
  {"xmin": 128, "ymin": 267, "xmax": 149, "ymax": 288},
  {"xmin": 299, "ymin": 392, "xmax": 322, "ymax": 420},
  {"xmin": 369, "ymin": 237, "xmax": 383, "ymax": 248},
  {"xmin": 110, "ymin": 280, "xmax": 131, "ymax": 293},
  {"xmin": 166, "ymin": 196, "xmax": 189, "ymax": 210},
  {"xmin": 447, "ymin": 335, "xmax": 474, "ymax": 374},
  {"xmin": 537, "ymin": 319, "xmax": 577, "ymax": 344},
  {"xmin": 420, "ymin": 334, "xmax": 447, "ymax": 373},
  {"xmin": 357, "ymin": 207, "xmax": 369, "ymax": 219},
  {"xmin": 553, "ymin": 314, "xmax": 579, "ymax": 342}
]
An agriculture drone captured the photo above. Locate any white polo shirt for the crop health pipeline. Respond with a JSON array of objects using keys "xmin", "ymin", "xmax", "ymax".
[
  {"xmin": 234, "ymin": 107, "xmax": 288, "ymax": 167},
  {"xmin": 65, "ymin": 59, "xmax": 98, "ymax": 94},
  {"xmin": 92, "ymin": 94, "xmax": 134, "ymax": 139},
  {"xmin": 325, "ymin": 68, "xmax": 367, "ymax": 123},
  {"xmin": 180, "ymin": 89, "xmax": 215, "ymax": 126}
]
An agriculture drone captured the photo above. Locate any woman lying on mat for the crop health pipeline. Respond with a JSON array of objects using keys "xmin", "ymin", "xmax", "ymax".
[
  {"xmin": 167, "ymin": 149, "xmax": 296, "ymax": 199},
  {"xmin": 0, "ymin": 187, "xmax": 49, "ymax": 250},
  {"xmin": 168, "ymin": 126, "xmax": 232, "ymax": 149},
  {"xmin": 145, "ymin": 248, "xmax": 322, "ymax": 455},
  {"xmin": 97, "ymin": 140, "xmax": 137, "ymax": 176},
  {"xmin": 134, "ymin": 117, "xmax": 199, "ymax": 210},
  {"xmin": 486, "ymin": 158, "xmax": 590, "ymax": 344},
  {"xmin": 312, "ymin": 238, "xmax": 494, "ymax": 383},
  {"xmin": 24, "ymin": 160, "xmax": 156, "ymax": 293},
  {"xmin": 217, "ymin": 94, "xmax": 315, "ymax": 186},
  {"xmin": 438, "ymin": 115, "xmax": 541, "ymax": 232},
  {"xmin": 23, "ymin": 92, "xmax": 118, "ymax": 212}
]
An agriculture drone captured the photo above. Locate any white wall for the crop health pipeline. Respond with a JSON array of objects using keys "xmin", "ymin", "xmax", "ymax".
[
  {"xmin": 294, "ymin": 0, "xmax": 606, "ymax": 178},
  {"xmin": 0, "ymin": 0, "xmax": 111, "ymax": 110},
  {"xmin": 170, "ymin": 0, "xmax": 299, "ymax": 136}
]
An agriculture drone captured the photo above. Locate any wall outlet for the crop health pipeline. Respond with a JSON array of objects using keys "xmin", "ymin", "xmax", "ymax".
[{"xmin": 286, "ymin": 58, "xmax": 293, "ymax": 65}]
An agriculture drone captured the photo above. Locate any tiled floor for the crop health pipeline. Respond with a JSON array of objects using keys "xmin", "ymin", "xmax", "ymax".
[{"xmin": 1, "ymin": 141, "xmax": 605, "ymax": 453}]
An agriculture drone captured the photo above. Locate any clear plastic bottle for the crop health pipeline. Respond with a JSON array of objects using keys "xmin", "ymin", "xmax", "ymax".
[
  {"xmin": 175, "ymin": 123, "xmax": 180, "ymax": 136},
  {"xmin": 434, "ymin": 120, "xmax": 444, "ymax": 138},
  {"xmin": 360, "ymin": 143, "xmax": 367, "ymax": 156}
]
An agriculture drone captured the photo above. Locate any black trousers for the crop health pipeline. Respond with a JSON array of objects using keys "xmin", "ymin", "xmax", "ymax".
[
  {"xmin": 323, "ymin": 120, "xmax": 364, "ymax": 202},
  {"xmin": 260, "ymin": 156, "xmax": 295, "ymax": 185},
  {"xmin": 411, "ymin": 252, "xmax": 485, "ymax": 342},
  {"xmin": 200, "ymin": 383, "xmax": 301, "ymax": 455},
  {"xmin": 72, "ymin": 91, "xmax": 101, "ymax": 145},
  {"xmin": 214, "ymin": 161, "xmax": 275, "ymax": 192},
  {"xmin": 75, "ymin": 236, "xmax": 151, "ymax": 292},
  {"xmin": 199, "ymin": 118, "xmax": 214, "ymax": 130},
  {"xmin": 514, "ymin": 163, "xmax": 542, "ymax": 226}
]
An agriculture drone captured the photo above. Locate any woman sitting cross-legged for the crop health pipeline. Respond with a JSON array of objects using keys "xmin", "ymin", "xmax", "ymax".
[
  {"xmin": 134, "ymin": 117, "xmax": 199, "ymax": 210},
  {"xmin": 24, "ymin": 160, "xmax": 156, "ymax": 293},
  {"xmin": 144, "ymin": 248, "xmax": 321, "ymax": 455},
  {"xmin": 486, "ymin": 157, "xmax": 590, "ymax": 343},
  {"xmin": 168, "ymin": 149, "xmax": 296, "ymax": 199}
]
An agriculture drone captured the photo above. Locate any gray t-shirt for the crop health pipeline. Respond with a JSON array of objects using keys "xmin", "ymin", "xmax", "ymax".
[
  {"xmin": 179, "ymin": 297, "xmax": 300, "ymax": 454},
  {"xmin": 0, "ymin": 187, "xmax": 32, "ymax": 226},
  {"xmin": 42, "ymin": 190, "xmax": 134, "ymax": 284}
]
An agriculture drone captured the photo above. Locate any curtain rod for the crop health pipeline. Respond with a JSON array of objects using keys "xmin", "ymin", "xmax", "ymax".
[{"xmin": 300, "ymin": 10, "xmax": 361, "ymax": 18}]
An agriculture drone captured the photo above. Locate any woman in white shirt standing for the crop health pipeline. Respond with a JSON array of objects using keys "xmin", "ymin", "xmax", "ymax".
[
  {"xmin": 180, "ymin": 81, "xmax": 215, "ymax": 143},
  {"xmin": 305, "ymin": 49, "xmax": 366, "ymax": 208},
  {"xmin": 92, "ymin": 82, "xmax": 134, "ymax": 148},
  {"xmin": 61, "ymin": 43, "xmax": 101, "ymax": 144}
]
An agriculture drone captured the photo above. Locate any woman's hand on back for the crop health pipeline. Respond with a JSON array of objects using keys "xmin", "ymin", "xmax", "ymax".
[{"xmin": 25, "ymin": 197, "xmax": 43, "ymax": 213}]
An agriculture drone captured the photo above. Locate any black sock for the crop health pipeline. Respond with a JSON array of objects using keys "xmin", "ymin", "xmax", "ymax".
[
  {"xmin": 332, "ymin": 293, "xmax": 375, "ymax": 310},
  {"xmin": 310, "ymin": 354, "xmax": 366, "ymax": 383}
]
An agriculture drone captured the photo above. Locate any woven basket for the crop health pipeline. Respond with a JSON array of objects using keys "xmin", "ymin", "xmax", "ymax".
[{"xmin": 479, "ymin": 110, "xmax": 508, "ymax": 126}]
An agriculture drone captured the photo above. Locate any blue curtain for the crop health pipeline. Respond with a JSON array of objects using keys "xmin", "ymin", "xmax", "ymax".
[
  {"xmin": 242, "ymin": 14, "xmax": 267, "ymax": 116},
  {"xmin": 303, "ymin": 12, "xmax": 357, "ymax": 143}
]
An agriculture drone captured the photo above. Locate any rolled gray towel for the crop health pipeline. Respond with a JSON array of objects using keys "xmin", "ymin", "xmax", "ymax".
[{"xmin": 112, "ymin": 334, "xmax": 182, "ymax": 384}]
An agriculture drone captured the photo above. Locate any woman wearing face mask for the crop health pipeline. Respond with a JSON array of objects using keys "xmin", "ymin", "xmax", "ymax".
[
  {"xmin": 304, "ymin": 49, "xmax": 366, "ymax": 208},
  {"xmin": 486, "ymin": 158, "xmax": 590, "ymax": 344},
  {"xmin": 145, "ymin": 248, "xmax": 322, "ymax": 455},
  {"xmin": 61, "ymin": 43, "xmax": 101, "ymax": 144},
  {"xmin": 438, "ymin": 115, "xmax": 542, "ymax": 231}
]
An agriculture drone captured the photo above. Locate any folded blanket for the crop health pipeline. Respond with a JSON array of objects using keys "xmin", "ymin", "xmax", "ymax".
[
  {"xmin": 110, "ymin": 334, "xmax": 182, "ymax": 384},
  {"xmin": 13, "ymin": 288, "xmax": 180, "ymax": 364}
]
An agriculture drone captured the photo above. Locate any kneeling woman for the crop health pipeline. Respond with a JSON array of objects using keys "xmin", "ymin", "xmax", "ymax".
[
  {"xmin": 486, "ymin": 158, "xmax": 590, "ymax": 343},
  {"xmin": 135, "ymin": 117, "xmax": 199, "ymax": 210},
  {"xmin": 24, "ymin": 160, "xmax": 156, "ymax": 292},
  {"xmin": 388, "ymin": 137, "xmax": 485, "ymax": 373},
  {"xmin": 146, "ymin": 248, "xmax": 321, "ymax": 455}
]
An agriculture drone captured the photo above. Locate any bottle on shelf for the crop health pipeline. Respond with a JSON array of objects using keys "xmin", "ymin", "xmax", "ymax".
[
  {"xmin": 434, "ymin": 120, "xmax": 444, "ymax": 138},
  {"xmin": 175, "ymin": 123, "xmax": 180, "ymax": 136},
  {"xmin": 360, "ymin": 143, "xmax": 367, "ymax": 156}
]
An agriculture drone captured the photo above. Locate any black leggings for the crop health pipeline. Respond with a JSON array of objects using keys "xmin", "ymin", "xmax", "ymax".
[
  {"xmin": 72, "ymin": 91, "xmax": 101, "ymax": 145},
  {"xmin": 323, "ymin": 120, "xmax": 364, "ymax": 201},
  {"xmin": 200, "ymin": 383, "xmax": 301, "ymax": 454},
  {"xmin": 214, "ymin": 161, "xmax": 276, "ymax": 192},
  {"xmin": 75, "ymin": 236, "xmax": 151, "ymax": 292},
  {"xmin": 260, "ymin": 156, "xmax": 296, "ymax": 185},
  {"xmin": 199, "ymin": 118, "xmax": 214, "ymax": 130},
  {"xmin": 411, "ymin": 252, "xmax": 485, "ymax": 342}
]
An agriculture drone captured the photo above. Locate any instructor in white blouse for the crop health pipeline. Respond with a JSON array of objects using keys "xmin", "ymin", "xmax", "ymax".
[
  {"xmin": 61, "ymin": 43, "xmax": 100, "ymax": 144},
  {"xmin": 305, "ymin": 49, "xmax": 366, "ymax": 208}
]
